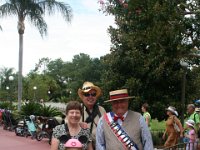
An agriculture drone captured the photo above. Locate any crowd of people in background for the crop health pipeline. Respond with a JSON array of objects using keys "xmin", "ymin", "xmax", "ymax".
[{"xmin": 159, "ymin": 104, "xmax": 200, "ymax": 149}]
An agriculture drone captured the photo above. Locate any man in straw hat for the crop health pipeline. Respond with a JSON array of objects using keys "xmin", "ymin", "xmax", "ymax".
[
  {"xmin": 96, "ymin": 89, "xmax": 153, "ymax": 150},
  {"xmin": 78, "ymin": 81, "xmax": 106, "ymax": 149}
]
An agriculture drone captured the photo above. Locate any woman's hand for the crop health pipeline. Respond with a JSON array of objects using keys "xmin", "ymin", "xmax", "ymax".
[
  {"xmin": 180, "ymin": 132, "xmax": 183, "ymax": 138},
  {"xmin": 162, "ymin": 133, "xmax": 166, "ymax": 140}
]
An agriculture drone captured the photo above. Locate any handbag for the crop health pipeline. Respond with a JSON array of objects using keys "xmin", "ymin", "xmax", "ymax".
[{"xmin": 173, "ymin": 116, "xmax": 180, "ymax": 132}]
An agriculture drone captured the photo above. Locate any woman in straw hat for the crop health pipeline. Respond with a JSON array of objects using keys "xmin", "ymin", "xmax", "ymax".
[
  {"xmin": 78, "ymin": 81, "xmax": 106, "ymax": 149},
  {"xmin": 162, "ymin": 106, "xmax": 184, "ymax": 148}
]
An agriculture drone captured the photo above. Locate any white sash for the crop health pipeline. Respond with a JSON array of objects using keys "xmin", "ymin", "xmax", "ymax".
[{"xmin": 104, "ymin": 112, "xmax": 139, "ymax": 150}]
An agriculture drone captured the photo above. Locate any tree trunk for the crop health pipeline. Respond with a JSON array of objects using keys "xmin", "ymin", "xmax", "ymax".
[{"xmin": 18, "ymin": 33, "xmax": 23, "ymax": 111}]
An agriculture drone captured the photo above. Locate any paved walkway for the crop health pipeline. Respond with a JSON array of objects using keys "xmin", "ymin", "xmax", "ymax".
[{"xmin": 0, "ymin": 126, "xmax": 50, "ymax": 150}]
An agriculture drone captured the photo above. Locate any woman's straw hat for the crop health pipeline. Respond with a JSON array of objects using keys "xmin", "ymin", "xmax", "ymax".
[{"xmin": 165, "ymin": 106, "xmax": 178, "ymax": 116}]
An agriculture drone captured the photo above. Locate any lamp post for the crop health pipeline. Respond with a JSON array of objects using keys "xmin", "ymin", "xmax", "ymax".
[
  {"xmin": 33, "ymin": 86, "xmax": 37, "ymax": 102},
  {"xmin": 8, "ymin": 75, "xmax": 14, "ymax": 102},
  {"xmin": 180, "ymin": 60, "xmax": 189, "ymax": 125},
  {"xmin": 6, "ymin": 86, "xmax": 9, "ymax": 101}
]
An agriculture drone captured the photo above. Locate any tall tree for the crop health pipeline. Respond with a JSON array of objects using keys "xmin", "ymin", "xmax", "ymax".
[
  {"xmin": 100, "ymin": 0, "xmax": 200, "ymax": 120},
  {"xmin": 0, "ymin": 0, "xmax": 72, "ymax": 110}
]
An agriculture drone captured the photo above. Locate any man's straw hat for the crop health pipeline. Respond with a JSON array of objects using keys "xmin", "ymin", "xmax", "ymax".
[
  {"xmin": 104, "ymin": 89, "xmax": 134, "ymax": 103},
  {"xmin": 78, "ymin": 81, "xmax": 101, "ymax": 100}
]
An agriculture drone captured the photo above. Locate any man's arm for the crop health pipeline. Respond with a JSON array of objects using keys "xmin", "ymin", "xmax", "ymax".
[
  {"xmin": 96, "ymin": 117, "xmax": 106, "ymax": 150},
  {"xmin": 139, "ymin": 116, "xmax": 154, "ymax": 150}
]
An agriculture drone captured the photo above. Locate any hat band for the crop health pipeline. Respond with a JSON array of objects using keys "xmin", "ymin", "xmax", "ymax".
[
  {"xmin": 82, "ymin": 87, "xmax": 91, "ymax": 91},
  {"xmin": 110, "ymin": 93, "xmax": 129, "ymax": 100}
]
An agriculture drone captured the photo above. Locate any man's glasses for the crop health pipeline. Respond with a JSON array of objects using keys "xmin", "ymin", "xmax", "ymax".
[{"xmin": 83, "ymin": 93, "xmax": 96, "ymax": 97}]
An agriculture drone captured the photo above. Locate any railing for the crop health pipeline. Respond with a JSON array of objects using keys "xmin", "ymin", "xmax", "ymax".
[{"xmin": 163, "ymin": 142, "xmax": 200, "ymax": 150}]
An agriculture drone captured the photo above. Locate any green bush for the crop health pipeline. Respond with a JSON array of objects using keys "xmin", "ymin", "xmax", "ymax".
[
  {"xmin": 0, "ymin": 101, "xmax": 15, "ymax": 110},
  {"xmin": 20, "ymin": 102, "xmax": 62, "ymax": 117}
]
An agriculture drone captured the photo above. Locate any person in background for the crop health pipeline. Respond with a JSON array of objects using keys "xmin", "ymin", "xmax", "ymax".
[
  {"xmin": 162, "ymin": 106, "xmax": 184, "ymax": 148},
  {"xmin": 184, "ymin": 119, "xmax": 197, "ymax": 150},
  {"xmin": 141, "ymin": 103, "xmax": 151, "ymax": 128},
  {"xmin": 78, "ymin": 81, "xmax": 106, "ymax": 149},
  {"xmin": 51, "ymin": 101, "xmax": 93, "ymax": 150},
  {"xmin": 96, "ymin": 89, "xmax": 153, "ymax": 150},
  {"xmin": 187, "ymin": 104, "xmax": 200, "ymax": 138}
]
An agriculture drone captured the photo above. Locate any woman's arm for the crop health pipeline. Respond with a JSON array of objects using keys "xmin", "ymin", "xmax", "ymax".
[
  {"xmin": 174, "ymin": 116, "xmax": 184, "ymax": 137},
  {"xmin": 51, "ymin": 138, "xmax": 59, "ymax": 150},
  {"xmin": 87, "ymin": 142, "xmax": 93, "ymax": 150},
  {"xmin": 145, "ymin": 116, "xmax": 150, "ymax": 127}
]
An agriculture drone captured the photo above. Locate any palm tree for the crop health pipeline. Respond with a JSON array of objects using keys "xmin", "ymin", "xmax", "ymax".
[{"xmin": 0, "ymin": 0, "xmax": 72, "ymax": 111}]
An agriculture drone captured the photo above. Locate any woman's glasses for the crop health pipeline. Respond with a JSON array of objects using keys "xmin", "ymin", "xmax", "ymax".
[{"xmin": 83, "ymin": 93, "xmax": 96, "ymax": 97}]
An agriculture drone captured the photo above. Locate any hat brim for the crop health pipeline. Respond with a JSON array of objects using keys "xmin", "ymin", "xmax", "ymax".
[
  {"xmin": 165, "ymin": 108, "xmax": 175, "ymax": 113},
  {"xmin": 104, "ymin": 96, "xmax": 134, "ymax": 103},
  {"xmin": 78, "ymin": 86, "xmax": 101, "ymax": 100},
  {"xmin": 186, "ymin": 122, "xmax": 194, "ymax": 128}
]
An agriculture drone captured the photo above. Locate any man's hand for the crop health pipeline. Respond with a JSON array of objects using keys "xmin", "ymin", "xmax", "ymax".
[{"xmin": 79, "ymin": 122, "xmax": 89, "ymax": 129}]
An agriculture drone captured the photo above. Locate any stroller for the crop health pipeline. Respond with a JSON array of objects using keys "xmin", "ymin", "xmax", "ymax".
[
  {"xmin": 15, "ymin": 115, "xmax": 36, "ymax": 139},
  {"xmin": 2, "ymin": 109, "xmax": 18, "ymax": 131},
  {"xmin": 36, "ymin": 117, "xmax": 60, "ymax": 144}
]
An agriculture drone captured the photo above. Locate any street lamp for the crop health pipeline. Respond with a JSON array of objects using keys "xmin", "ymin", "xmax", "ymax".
[
  {"xmin": 180, "ymin": 60, "xmax": 189, "ymax": 125},
  {"xmin": 9, "ymin": 76, "xmax": 14, "ymax": 81},
  {"xmin": 33, "ymin": 86, "xmax": 37, "ymax": 102}
]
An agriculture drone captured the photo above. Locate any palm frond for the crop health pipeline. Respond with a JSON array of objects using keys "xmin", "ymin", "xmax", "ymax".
[
  {"xmin": 0, "ymin": 3, "xmax": 18, "ymax": 17},
  {"xmin": 38, "ymin": 0, "xmax": 73, "ymax": 22},
  {"xmin": 27, "ymin": 12, "xmax": 47, "ymax": 37}
]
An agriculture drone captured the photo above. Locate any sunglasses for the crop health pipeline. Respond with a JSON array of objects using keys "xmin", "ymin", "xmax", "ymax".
[{"xmin": 83, "ymin": 93, "xmax": 96, "ymax": 97}]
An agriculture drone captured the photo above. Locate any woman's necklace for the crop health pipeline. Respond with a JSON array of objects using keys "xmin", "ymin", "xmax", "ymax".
[{"xmin": 68, "ymin": 124, "xmax": 81, "ymax": 136}]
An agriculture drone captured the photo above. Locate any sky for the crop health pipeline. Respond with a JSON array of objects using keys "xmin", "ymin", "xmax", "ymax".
[{"xmin": 0, "ymin": 0, "xmax": 115, "ymax": 75}]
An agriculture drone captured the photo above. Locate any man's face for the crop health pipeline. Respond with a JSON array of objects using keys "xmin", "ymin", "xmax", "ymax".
[
  {"xmin": 111, "ymin": 99, "xmax": 129, "ymax": 116},
  {"xmin": 187, "ymin": 106, "xmax": 194, "ymax": 115},
  {"xmin": 82, "ymin": 89, "xmax": 97, "ymax": 109}
]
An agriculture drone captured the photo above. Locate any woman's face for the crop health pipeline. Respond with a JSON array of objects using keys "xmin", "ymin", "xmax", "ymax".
[
  {"xmin": 67, "ymin": 109, "xmax": 81, "ymax": 124},
  {"xmin": 166, "ymin": 110, "xmax": 172, "ymax": 116}
]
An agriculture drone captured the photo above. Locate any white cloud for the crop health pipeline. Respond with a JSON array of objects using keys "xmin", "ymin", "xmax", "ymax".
[{"xmin": 0, "ymin": 0, "xmax": 115, "ymax": 75}]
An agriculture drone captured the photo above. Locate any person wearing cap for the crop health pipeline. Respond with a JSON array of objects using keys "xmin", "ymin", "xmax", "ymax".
[
  {"xmin": 184, "ymin": 119, "xmax": 197, "ymax": 150},
  {"xmin": 187, "ymin": 104, "xmax": 200, "ymax": 137},
  {"xmin": 78, "ymin": 81, "xmax": 106, "ymax": 149},
  {"xmin": 51, "ymin": 101, "xmax": 93, "ymax": 150},
  {"xmin": 96, "ymin": 89, "xmax": 153, "ymax": 150},
  {"xmin": 162, "ymin": 106, "xmax": 184, "ymax": 148},
  {"xmin": 64, "ymin": 139, "xmax": 83, "ymax": 150}
]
